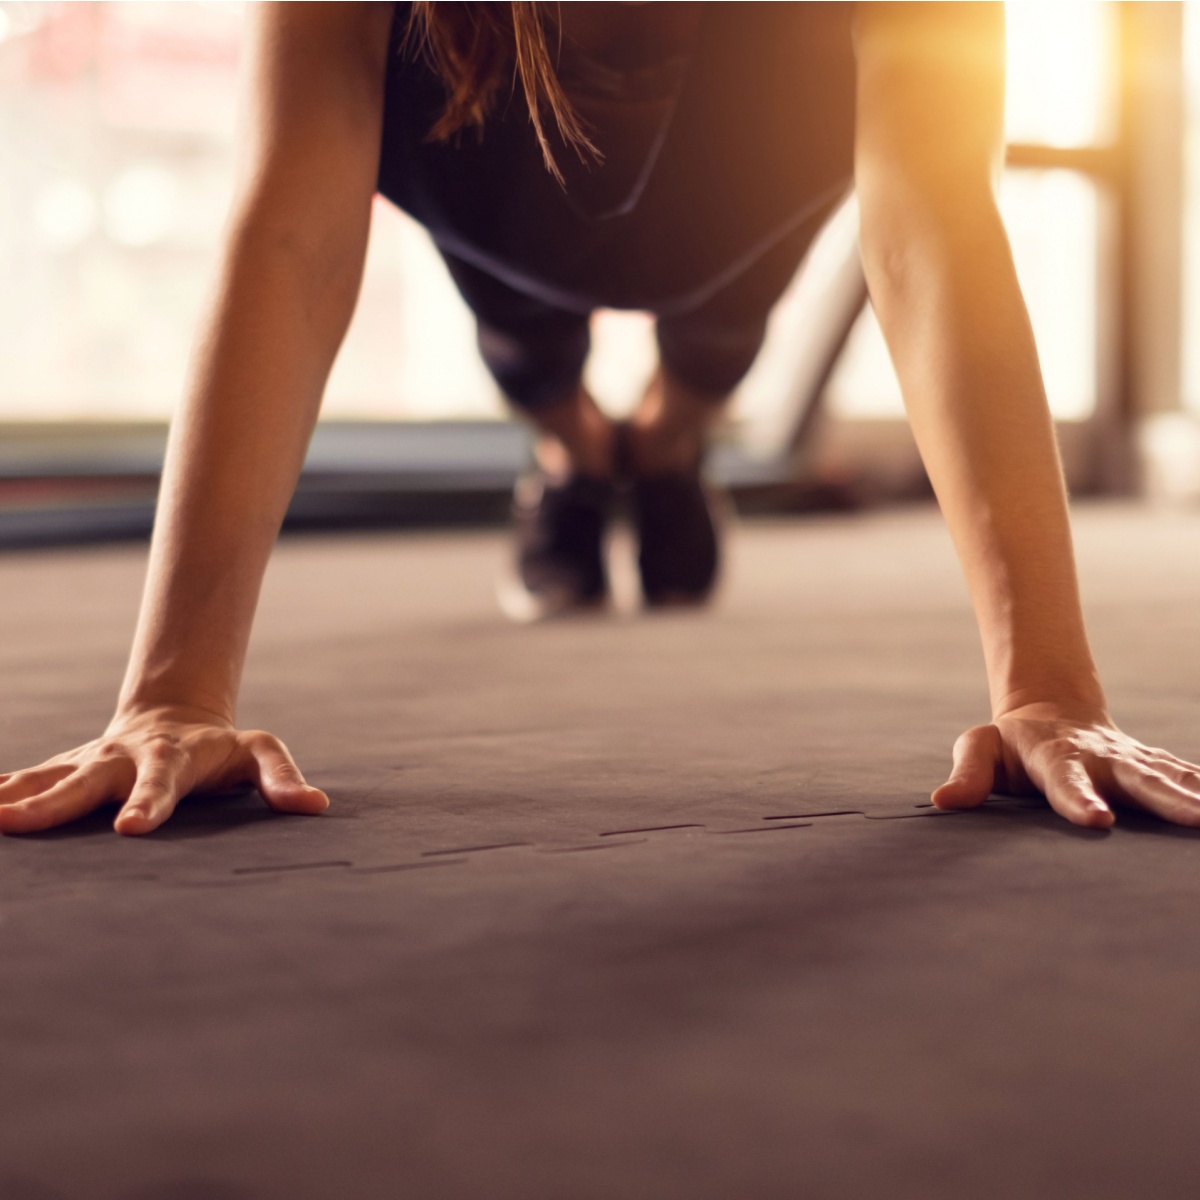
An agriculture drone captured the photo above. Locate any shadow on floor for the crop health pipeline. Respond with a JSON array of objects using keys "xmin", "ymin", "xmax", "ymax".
[
  {"xmin": 958, "ymin": 794, "xmax": 1200, "ymax": 841},
  {"xmin": 19, "ymin": 789, "xmax": 278, "ymax": 843}
]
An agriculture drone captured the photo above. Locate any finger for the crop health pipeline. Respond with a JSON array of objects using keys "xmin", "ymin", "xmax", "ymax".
[
  {"xmin": 0, "ymin": 762, "xmax": 126, "ymax": 835},
  {"xmin": 244, "ymin": 733, "xmax": 329, "ymax": 815},
  {"xmin": 1152, "ymin": 755, "xmax": 1200, "ymax": 791},
  {"xmin": 1150, "ymin": 748, "xmax": 1200, "ymax": 775},
  {"xmin": 113, "ymin": 755, "xmax": 188, "ymax": 837},
  {"xmin": 1040, "ymin": 756, "xmax": 1114, "ymax": 829},
  {"xmin": 932, "ymin": 725, "xmax": 1002, "ymax": 810},
  {"xmin": 0, "ymin": 764, "xmax": 76, "ymax": 806},
  {"xmin": 1110, "ymin": 760, "xmax": 1200, "ymax": 827}
]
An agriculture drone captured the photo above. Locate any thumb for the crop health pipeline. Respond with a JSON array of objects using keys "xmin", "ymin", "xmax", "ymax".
[
  {"xmin": 931, "ymin": 724, "xmax": 1002, "ymax": 810},
  {"xmin": 245, "ymin": 733, "xmax": 330, "ymax": 815}
]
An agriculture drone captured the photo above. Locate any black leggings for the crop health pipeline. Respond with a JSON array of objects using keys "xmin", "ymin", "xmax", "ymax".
[{"xmin": 440, "ymin": 205, "xmax": 836, "ymax": 412}]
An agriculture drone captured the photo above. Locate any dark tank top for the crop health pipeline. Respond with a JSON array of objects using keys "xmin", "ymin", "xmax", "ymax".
[{"xmin": 376, "ymin": 3, "xmax": 857, "ymax": 316}]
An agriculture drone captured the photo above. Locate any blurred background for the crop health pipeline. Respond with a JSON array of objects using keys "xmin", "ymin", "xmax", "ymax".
[{"xmin": 0, "ymin": 0, "xmax": 1196, "ymax": 542}]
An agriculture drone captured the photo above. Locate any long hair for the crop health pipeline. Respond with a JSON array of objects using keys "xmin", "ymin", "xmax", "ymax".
[{"xmin": 405, "ymin": 2, "xmax": 598, "ymax": 185}]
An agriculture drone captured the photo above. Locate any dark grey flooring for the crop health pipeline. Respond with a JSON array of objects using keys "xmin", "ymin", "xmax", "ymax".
[{"xmin": 2, "ymin": 504, "xmax": 1199, "ymax": 1200}]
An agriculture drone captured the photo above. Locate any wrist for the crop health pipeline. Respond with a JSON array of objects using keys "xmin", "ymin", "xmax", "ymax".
[
  {"xmin": 990, "ymin": 676, "xmax": 1109, "ymax": 724},
  {"xmin": 114, "ymin": 684, "xmax": 236, "ymax": 729},
  {"xmin": 983, "ymin": 626, "xmax": 1106, "ymax": 722}
]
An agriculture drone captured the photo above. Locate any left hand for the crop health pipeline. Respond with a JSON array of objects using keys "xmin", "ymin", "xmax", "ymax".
[{"xmin": 932, "ymin": 702, "xmax": 1200, "ymax": 829}]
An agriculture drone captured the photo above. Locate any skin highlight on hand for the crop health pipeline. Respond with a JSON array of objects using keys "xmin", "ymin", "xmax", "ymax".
[
  {"xmin": 0, "ymin": 707, "xmax": 328, "ymax": 837},
  {"xmin": 933, "ymin": 702, "xmax": 1200, "ymax": 830}
]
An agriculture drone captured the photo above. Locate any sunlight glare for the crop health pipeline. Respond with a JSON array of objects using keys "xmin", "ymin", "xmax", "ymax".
[{"xmin": 1005, "ymin": 1, "xmax": 1110, "ymax": 148}]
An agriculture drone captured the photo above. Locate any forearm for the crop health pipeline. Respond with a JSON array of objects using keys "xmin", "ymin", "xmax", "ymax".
[
  {"xmin": 117, "ymin": 213, "xmax": 367, "ymax": 722},
  {"xmin": 864, "ymin": 205, "xmax": 1105, "ymax": 718}
]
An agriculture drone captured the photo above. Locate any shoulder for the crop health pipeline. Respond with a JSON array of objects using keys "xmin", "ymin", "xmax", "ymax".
[{"xmin": 247, "ymin": 2, "xmax": 396, "ymax": 98}]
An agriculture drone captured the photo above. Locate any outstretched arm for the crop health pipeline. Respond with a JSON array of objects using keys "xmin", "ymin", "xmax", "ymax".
[
  {"xmin": 855, "ymin": 1, "xmax": 1200, "ymax": 827},
  {"xmin": 0, "ymin": 2, "xmax": 395, "ymax": 835}
]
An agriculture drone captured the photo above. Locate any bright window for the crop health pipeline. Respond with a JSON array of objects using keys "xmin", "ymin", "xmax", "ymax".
[
  {"xmin": 827, "ymin": 1, "xmax": 1111, "ymax": 422},
  {"xmin": 1182, "ymin": 1, "xmax": 1200, "ymax": 416},
  {"xmin": 0, "ymin": 1, "xmax": 1115, "ymax": 425}
]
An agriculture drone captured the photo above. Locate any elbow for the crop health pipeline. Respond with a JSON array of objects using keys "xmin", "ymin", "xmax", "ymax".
[
  {"xmin": 857, "ymin": 163, "xmax": 1005, "ymax": 304},
  {"xmin": 227, "ymin": 201, "xmax": 370, "ymax": 319},
  {"xmin": 230, "ymin": 193, "xmax": 369, "ymax": 281}
]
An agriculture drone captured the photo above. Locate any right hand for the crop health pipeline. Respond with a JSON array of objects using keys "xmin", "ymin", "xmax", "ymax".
[{"xmin": 0, "ymin": 705, "xmax": 329, "ymax": 836}]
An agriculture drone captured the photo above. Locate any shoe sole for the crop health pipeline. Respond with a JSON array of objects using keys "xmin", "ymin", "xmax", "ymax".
[{"xmin": 495, "ymin": 574, "xmax": 610, "ymax": 625}]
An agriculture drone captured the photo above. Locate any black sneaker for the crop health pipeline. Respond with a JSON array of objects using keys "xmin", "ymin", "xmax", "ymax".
[
  {"xmin": 630, "ymin": 470, "xmax": 721, "ymax": 607},
  {"xmin": 498, "ymin": 471, "xmax": 615, "ymax": 622},
  {"xmin": 613, "ymin": 421, "xmax": 721, "ymax": 608}
]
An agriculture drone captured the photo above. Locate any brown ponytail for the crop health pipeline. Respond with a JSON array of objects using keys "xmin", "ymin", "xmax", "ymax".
[{"xmin": 405, "ymin": 2, "xmax": 598, "ymax": 185}]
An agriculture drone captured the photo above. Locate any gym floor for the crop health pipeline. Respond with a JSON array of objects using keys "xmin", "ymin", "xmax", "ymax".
[{"xmin": 2, "ymin": 504, "xmax": 1199, "ymax": 1200}]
